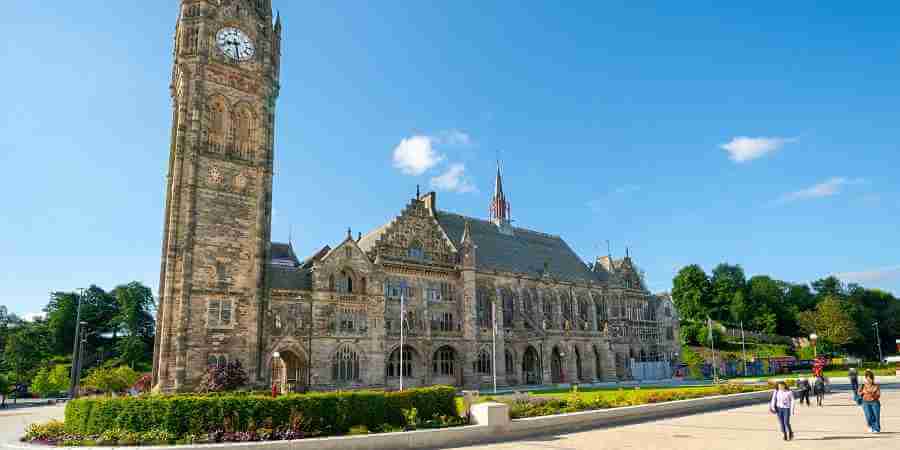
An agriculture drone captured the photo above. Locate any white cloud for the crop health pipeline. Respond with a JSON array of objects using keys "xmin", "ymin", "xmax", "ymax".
[
  {"xmin": 720, "ymin": 136, "xmax": 795, "ymax": 163},
  {"xmin": 776, "ymin": 177, "xmax": 865, "ymax": 204},
  {"xmin": 833, "ymin": 266, "xmax": 900, "ymax": 284},
  {"xmin": 430, "ymin": 163, "xmax": 476, "ymax": 193},
  {"xmin": 392, "ymin": 135, "xmax": 444, "ymax": 175}
]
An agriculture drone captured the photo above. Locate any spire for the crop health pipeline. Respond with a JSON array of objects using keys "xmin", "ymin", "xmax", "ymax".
[
  {"xmin": 346, "ymin": 227, "xmax": 352, "ymax": 240},
  {"xmin": 490, "ymin": 160, "xmax": 510, "ymax": 227},
  {"xmin": 274, "ymin": 10, "xmax": 282, "ymax": 31},
  {"xmin": 460, "ymin": 220, "xmax": 472, "ymax": 245}
]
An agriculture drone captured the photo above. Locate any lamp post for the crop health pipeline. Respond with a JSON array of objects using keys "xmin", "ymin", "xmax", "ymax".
[
  {"xmin": 809, "ymin": 333, "xmax": 818, "ymax": 359},
  {"xmin": 873, "ymin": 322, "xmax": 883, "ymax": 363},
  {"xmin": 68, "ymin": 289, "xmax": 85, "ymax": 398},
  {"xmin": 272, "ymin": 351, "xmax": 281, "ymax": 397}
]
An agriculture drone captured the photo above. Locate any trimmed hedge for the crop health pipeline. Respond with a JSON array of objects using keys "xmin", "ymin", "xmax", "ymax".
[{"xmin": 65, "ymin": 386, "xmax": 457, "ymax": 437}]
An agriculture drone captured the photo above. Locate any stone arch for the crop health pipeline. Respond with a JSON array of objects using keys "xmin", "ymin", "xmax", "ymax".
[
  {"xmin": 550, "ymin": 345, "xmax": 564, "ymax": 383},
  {"xmin": 386, "ymin": 344, "xmax": 419, "ymax": 378},
  {"xmin": 574, "ymin": 344, "xmax": 584, "ymax": 382},
  {"xmin": 522, "ymin": 345, "xmax": 542, "ymax": 385},
  {"xmin": 504, "ymin": 347, "xmax": 517, "ymax": 383}
]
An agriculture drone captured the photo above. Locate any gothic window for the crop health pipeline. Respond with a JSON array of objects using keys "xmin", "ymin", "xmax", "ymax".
[
  {"xmin": 386, "ymin": 346, "xmax": 414, "ymax": 377},
  {"xmin": 522, "ymin": 288, "xmax": 535, "ymax": 329},
  {"xmin": 345, "ymin": 247, "xmax": 352, "ymax": 258},
  {"xmin": 433, "ymin": 346, "xmax": 456, "ymax": 376},
  {"xmin": 476, "ymin": 288, "xmax": 492, "ymax": 329},
  {"xmin": 207, "ymin": 299, "xmax": 233, "ymax": 328},
  {"xmin": 384, "ymin": 278, "xmax": 402, "ymax": 300},
  {"xmin": 287, "ymin": 303, "xmax": 303, "ymax": 329},
  {"xmin": 560, "ymin": 291, "xmax": 573, "ymax": 326},
  {"xmin": 502, "ymin": 288, "xmax": 516, "ymax": 328},
  {"xmin": 474, "ymin": 350, "xmax": 491, "ymax": 375},
  {"xmin": 231, "ymin": 105, "xmax": 255, "ymax": 159},
  {"xmin": 432, "ymin": 312, "xmax": 455, "ymax": 332},
  {"xmin": 577, "ymin": 293, "xmax": 590, "ymax": 324},
  {"xmin": 542, "ymin": 292, "xmax": 554, "ymax": 329},
  {"xmin": 207, "ymin": 97, "xmax": 227, "ymax": 152},
  {"xmin": 440, "ymin": 282, "xmax": 454, "ymax": 301},
  {"xmin": 336, "ymin": 270, "xmax": 352, "ymax": 294},
  {"xmin": 328, "ymin": 274, "xmax": 335, "ymax": 291},
  {"xmin": 332, "ymin": 345, "xmax": 360, "ymax": 383},
  {"xmin": 425, "ymin": 283, "xmax": 441, "ymax": 302}
]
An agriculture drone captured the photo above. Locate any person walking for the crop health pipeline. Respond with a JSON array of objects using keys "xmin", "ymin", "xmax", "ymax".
[
  {"xmin": 769, "ymin": 381, "xmax": 795, "ymax": 441},
  {"xmin": 813, "ymin": 375, "xmax": 826, "ymax": 407},
  {"xmin": 858, "ymin": 370, "xmax": 882, "ymax": 433},
  {"xmin": 796, "ymin": 377, "xmax": 811, "ymax": 407},
  {"xmin": 849, "ymin": 367, "xmax": 860, "ymax": 403}
]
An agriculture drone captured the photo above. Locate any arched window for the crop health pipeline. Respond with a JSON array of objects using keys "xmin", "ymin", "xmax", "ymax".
[
  {"xmin": 560, "ymin": 290, "xmax": 574, "ymax": 326},
  {"xmin": 328, "ymin": 274, "xmax": 335, "ymax": 291},
  {"xmin": 387, "ymin": 346, "xmax": 414, "ymax": 377},
  {"xmin": 207, "ymin": 97, "xmax": 227, "ymax": 153},
  {"xmin": 577, "ymin": 293, "xmax": 590, "ymax": 325},
  {"xmin": 502, "ymin": 288, "xmax": 516, "ymax": 328},
  {"xmin": 433, "ymin": 346, "xmax": 456, "ymax": 376},
  {"xmin": 476, "ymin": 287, "xmax": 492, "ymax": 329},
  {"xmin": 336, "ymin": 270, "xmax": 353, "ymax": 294},
  {"xmin": 231, "ymin": 105, "xmax": 255, "ymax": 158},
  {"xmin": 332, "ymin": 345, "xmax": 360, "ymax": 383},
  {"xmin": 505, "ymin": 349, "xmax": 515, "ymax": 375},
  {"xmin": 541, "ymin": 290, "xmax": 554, "ymax": 329},
  {"xmin": 474, "ymin": 350, "xmax": 491, "ymax": 375},
  {"xmin": 522, "ymin": 288, "xmax": 535, "ymax": 329}
]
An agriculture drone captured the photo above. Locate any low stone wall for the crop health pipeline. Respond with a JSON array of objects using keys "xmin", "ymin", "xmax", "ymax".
[{"xmin": 8, "ymin": 390, "xmax": 776, "ymax": 450}]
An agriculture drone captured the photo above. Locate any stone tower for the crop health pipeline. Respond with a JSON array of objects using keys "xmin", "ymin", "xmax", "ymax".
[{"xmin": 152, "ymin": 0, "xmax": 282, "ymax": 392}]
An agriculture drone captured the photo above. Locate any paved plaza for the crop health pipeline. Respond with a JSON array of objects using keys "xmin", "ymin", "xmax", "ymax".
[
  {"xmin": 1, "ymin": 385, "xmax": 897, "ymax": 450},
  {"xmin": 452, "ymin": 386, "xmax": 900, "ymax": 450}
]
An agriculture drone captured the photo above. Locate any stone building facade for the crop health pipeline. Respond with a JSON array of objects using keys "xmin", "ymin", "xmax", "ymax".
[{"xmin": 152, "ymin": 0, "xmax": 679, "ymax": 393}]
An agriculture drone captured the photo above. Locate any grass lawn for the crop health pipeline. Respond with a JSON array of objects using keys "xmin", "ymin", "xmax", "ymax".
[{"xmin": 458, "ymin": 384, "xmax": 771, "ymax": 419}]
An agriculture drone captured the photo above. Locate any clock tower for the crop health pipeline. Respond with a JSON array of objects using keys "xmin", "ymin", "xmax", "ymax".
[{"xmin": 152, "ymin": 0, "xmax": 282, "ymax": 392}]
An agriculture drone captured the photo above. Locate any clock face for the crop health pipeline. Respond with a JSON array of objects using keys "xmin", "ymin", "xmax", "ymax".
[{"xmin": 216, "ymin": 27, "xmax": 255, "ymax": 62}]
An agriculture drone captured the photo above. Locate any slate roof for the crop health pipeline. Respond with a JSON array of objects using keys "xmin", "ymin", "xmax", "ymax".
[
  {"xmin": 267, "ymin": 242, "xmax": 316, "ymax": 290},
  {"xmin": 436, "ymin": 211, "xmax": 599, "ymax": 283}
]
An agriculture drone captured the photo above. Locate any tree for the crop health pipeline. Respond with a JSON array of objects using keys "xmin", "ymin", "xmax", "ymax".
[
  {"xmin": 4, "ymin": 323, "xmax": 50, "ymax": 386},
  {"xmin": 784, "ymin": 283, "xmax": 817, "ymax": 313},
  {"xmin": 746, "ymin": 275, "xmax": 784, "ymax": 335},
  {"xmin": 672, "ymin": 265, "xmax": 712, "ymax": 322},
  {"xmin": 111, "ymin": 282, "xmax": 155, "ymax": 367},
  {"xmin": 811, "ymin": 276, "xmax": 844, "ymax": 300},
  {"xmin": 799, "ymin": 296, "xmax": 860, "ymax": 350},
  {"xmin": 44, "ymin": 292, "xmax": 79, "ymax": 355},
  {"xmin": 82, "ymin": 366, "xmax": 141, "ymax": 396},
  {"xmin": 710, "ymin": 263, "xmax": 746, "ymax": 321},
  {"xmin": 0, "ymin": 374, "xmax": 9, "ymax": 407}
]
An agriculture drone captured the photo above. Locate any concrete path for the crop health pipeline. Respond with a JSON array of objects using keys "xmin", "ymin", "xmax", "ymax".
[
  {"xmin": 451, "ymin": 386, "xmax": 900, "ymax": 450},
  {"xmin": 0, "ymin": 403, "xmax": 65, "ymax": 449}
]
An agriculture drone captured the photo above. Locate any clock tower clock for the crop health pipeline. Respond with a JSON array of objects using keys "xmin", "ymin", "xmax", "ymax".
[{"xmin": 152, "ymin": 0, "xmax": 282, "ymax": 392}]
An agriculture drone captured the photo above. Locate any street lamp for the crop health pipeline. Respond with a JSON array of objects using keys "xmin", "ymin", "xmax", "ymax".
[
  {"xmin": 873, "ymin": 322, "xmax": 883, "ymax": 363},
  {"xmin": 272, "ymin": 351, "xmax": 281, "ymax": 397},
  {"xmin": 809, "ymin": 333, "xmax": 818, "ymax": 359}
]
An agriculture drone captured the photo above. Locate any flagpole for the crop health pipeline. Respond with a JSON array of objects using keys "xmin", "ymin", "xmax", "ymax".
[
  {"xmin": 400, "ymin": 282, "xmax": 405, "ymax": 392},
  {"xmin": 492, "ymin": 299, "xmax": 497, "ymax": 394},
  {"xmin": 740, "ymin": 321, "xmax": 748, "ymax": 376},
  {"xmin": 708, "ymin": 317, "xmax": 718, "ymax": 383}
]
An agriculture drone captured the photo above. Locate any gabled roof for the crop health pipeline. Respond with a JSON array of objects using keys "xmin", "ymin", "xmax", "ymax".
[
  {"xmin": 270, "ymin": 242, "xmax": 300, "ymax": 267},
  {"xmin": 436, "ymin": 211, "xmax": 598, "ymax": 283}
]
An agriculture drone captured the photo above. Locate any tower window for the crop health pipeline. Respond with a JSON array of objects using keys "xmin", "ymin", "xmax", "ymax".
[{"xmin": 207, "ymin": 299, "xmax": 233, "ymax": 328}]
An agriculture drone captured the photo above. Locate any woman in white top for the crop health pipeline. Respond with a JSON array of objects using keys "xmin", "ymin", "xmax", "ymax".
[{"xmin": 769, "ymin": 381, "xmax": 794, "ymax": 441}]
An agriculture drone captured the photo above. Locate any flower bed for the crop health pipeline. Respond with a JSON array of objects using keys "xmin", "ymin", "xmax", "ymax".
[
  {"xmin": 497, "ymin": 384, "xmax": 771, "ymax": 419},
  {"xmin": 25, "ymin": 386, "xmax": 461, "ymax": 446}
]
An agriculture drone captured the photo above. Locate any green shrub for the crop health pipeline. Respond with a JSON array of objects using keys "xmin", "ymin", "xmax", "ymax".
[
  {"xmin": 64, "ymin": 385, "xmax": 458, "ymax": 439},
  {"xmin": 24, "ymin": 421, "xmax": 67, "ymax": 442}
]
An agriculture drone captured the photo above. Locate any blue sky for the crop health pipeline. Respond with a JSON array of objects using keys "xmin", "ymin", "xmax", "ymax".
[{"xmin": 3, "ymin": 1, "xmax": 899, "ymax": 316}]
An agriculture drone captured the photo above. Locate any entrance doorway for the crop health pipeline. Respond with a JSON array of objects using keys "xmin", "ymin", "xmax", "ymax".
[
  {"xmin": 551, "ymin": 346, "xmax": 564, "ymax": 383},
  {"xmin": 522, "ymin": 346, "xmax": 541, "ymax": 385},
  {"xmin": 273, "ymin": 350, "xmax": 308, "ymax": 393}
]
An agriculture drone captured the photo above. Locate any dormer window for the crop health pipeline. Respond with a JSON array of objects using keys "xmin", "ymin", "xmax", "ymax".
[{"xmin": 407, "ymin": 242, "xmax": 424, "ymax": 260}]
